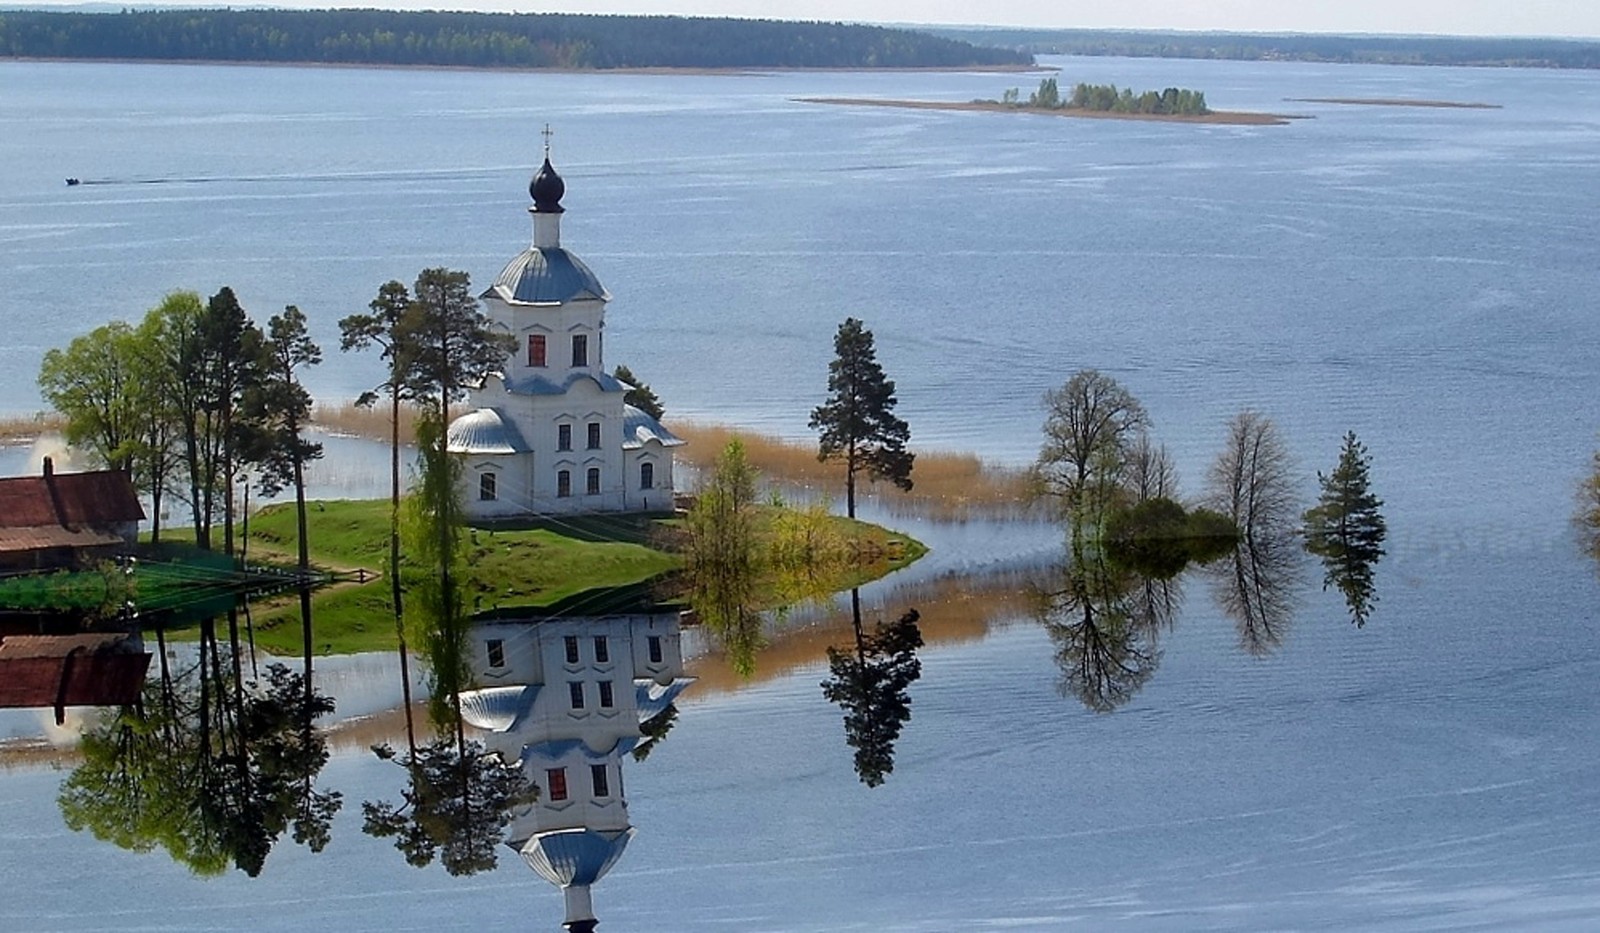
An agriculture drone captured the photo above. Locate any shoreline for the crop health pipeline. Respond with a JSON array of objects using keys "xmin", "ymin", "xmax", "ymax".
[
  {"xmin": 798, "ymin": 97, "xmax": 1302, "ymax": 126},
  {"xmin": 1285, "ymin": 96, "xmax": 1501, "ymax": 109},
  {"xmin": 0, "ymin": 55, "xmax": 1043, "ymax": 77}
]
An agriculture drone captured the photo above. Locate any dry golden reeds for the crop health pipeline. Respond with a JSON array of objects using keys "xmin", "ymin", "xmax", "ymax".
[
  {"xmin": 301, "ymin": 403, "xmax": 1033, "ymax": 520},
  {"xmin": 0, "ymin": 411, "xmax": 64, "ymax": 443},
  {"xmin": 672, "ymin": 421, "xmax": 1034, "ymax": 521},
  {"xmin": 311, "ymin": 399, "xmax": 420, "ymax": 444}
]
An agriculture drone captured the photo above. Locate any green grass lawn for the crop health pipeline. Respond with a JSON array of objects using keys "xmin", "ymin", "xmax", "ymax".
[
  {"xmin": 153, "ymin": 499, "xmax": 923, "ymax": 656},
  {"xmin": 232, "ymin": 500, "xmax": 678, "ymax": 655}
]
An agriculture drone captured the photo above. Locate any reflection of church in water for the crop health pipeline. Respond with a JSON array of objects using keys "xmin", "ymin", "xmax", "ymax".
[{"xmin": 459, "ymin": 605, "xmax": 693, "ymax": 931}]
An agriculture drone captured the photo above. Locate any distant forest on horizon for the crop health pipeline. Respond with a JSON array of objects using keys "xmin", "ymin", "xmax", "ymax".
[
  {"xmin": 0, "ymin": 9, "xmax": 1033, "ymax": 69},
  {"xmin": 929, "ymin": 26, "xmax": 1600, "ymax": 70}
]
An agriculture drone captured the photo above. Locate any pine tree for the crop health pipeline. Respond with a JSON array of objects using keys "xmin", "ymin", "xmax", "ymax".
[
  {"xmin": 1303, "ymin": 431, "xmax": 1386, "ymax": 625},
  {"xmin": 613, "ymin": 363, "xmax": 664, "ymax": 420},
  {"xmin": 809, "ymin": 317, "xmax": 913, "ymax": 518}
]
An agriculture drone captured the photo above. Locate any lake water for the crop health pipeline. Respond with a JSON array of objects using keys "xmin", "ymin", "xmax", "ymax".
[{"xmin": 3, "ymin": 55, "xmax": 1600, "ymax": 930}]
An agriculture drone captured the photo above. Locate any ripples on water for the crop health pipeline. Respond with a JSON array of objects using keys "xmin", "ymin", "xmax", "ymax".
[{"xmin": 2, "ymin": 56, "xmax": 1600, "ymax": 929}]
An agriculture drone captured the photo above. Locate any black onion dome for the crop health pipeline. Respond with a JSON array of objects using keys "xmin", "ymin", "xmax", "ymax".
[{"xmin": 530, "ymin": 156, "xmax": 566, "ymax": 213}]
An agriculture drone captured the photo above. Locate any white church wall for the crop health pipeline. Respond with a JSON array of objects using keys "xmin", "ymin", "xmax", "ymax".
[
  {"xmin": 621, "ymin": 447, "xmax": 669, "ymax": 514},
  {"xmin": 454, "ymin": 160, "xmax": 678, "ymax": 520}
]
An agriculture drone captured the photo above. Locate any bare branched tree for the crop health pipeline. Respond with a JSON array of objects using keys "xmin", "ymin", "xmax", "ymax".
[
  {"xmin": 1206, "ymin": 409, "xmax": 1298, "ymax": 540},
  {"xmin": 1125, "ymin": 433, "xmax": 1178, "ymax": 504}
]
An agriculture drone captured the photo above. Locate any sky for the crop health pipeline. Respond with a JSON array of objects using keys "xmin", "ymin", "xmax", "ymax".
[{"xmin": 19, "ymin": 0, "xmax": 1600, "ymax": 39}]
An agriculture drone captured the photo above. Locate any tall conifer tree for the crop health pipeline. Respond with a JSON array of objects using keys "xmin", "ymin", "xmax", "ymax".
[
  {"xmin": 809, "ymin": 317, "xmax": 913, "ymax": 518},
  {"xmin": 1304, "ymin": 431, "xmax": 1386, "ymax": 626}
]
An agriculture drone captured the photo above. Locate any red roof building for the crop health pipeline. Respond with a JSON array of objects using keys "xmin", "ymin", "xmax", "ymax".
[{"xmin": 0, "ymin": 458, "xmax": 144, "ymax": 569}]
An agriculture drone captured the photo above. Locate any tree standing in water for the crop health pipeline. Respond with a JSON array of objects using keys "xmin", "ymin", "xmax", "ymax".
[
  {"xmin": 1207, "ymin": 409, "xmax": 1297, "ymax": 540},
  {"xmin": 810, "ymin": 317, "xmax": 914, "ymax": 518},
  {"xmin": 1304, "ymin": 431, "xmax": 1386, "ymax": 626},
  {"xmin": 1035, "ymin": 369, "xmax": 1149, "ymax": 529},
  {"xmin": 684, "ymin": 439, "xmax": 763, "ymax": 675}
]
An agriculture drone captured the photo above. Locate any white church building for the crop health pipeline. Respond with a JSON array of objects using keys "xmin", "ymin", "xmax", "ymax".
[
  {"xmin": 448, "ymin": 148, "xmax": 684, "ymax": 519},
  {"xmin": 458, "ymin": 606, "xmax": 694, "ymax": 931}
]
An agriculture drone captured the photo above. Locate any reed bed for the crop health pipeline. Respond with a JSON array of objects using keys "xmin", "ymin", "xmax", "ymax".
[
  {"xmin": 0, "ymin": 411, "xmax": 64, "ymax": 443},
  {"xmin": 311, "ymin": 400, "xmax": 419, "ymax": 444},
  {"xmin": 303, "ymin": 405, "xmax": 1035, "ymax": 520},
  {"xmin": 673, "ymin": 421, "xmax": 1035, "ymax": 521}
]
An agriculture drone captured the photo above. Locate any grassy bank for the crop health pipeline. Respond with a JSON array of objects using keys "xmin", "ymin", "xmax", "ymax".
[{"xmin": 193, "ymin": 497, "xmax": 921, "ymax": 655}]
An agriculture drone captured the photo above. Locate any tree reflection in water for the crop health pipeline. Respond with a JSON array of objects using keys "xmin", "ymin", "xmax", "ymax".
[
  {"xmin": 1032, "ymin": 543, "xmax": 1167, "ymax": 713},
  {"xmin": 361, "ymin": 737, "xmax": 535, "ymax": 875},
  {"xmin": 58, "ymin": 610, "xmax": 340, "ymax": 876},
  {"xmin": 687, "ymin": 565, "xmax": 766, "ymax": 678},
  {"xmin": 1208, "ymin": 534, "xmax": 1302, "ymax": 656},
  {"xmin": 820, "ymin": 588, "xmax": 923, "ymax": 787}
]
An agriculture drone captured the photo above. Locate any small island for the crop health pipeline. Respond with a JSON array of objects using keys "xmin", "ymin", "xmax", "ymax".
[{"xmin": 802, "ymin": 77, "xmax": 1298, "ymax": 126}]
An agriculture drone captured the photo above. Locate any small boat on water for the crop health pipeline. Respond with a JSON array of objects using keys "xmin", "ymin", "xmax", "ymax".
[{"xmin": 65, "ymin": 177, "xmax": 80, "ymax": 186}]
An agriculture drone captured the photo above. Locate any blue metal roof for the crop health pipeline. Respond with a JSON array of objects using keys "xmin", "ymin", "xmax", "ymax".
[
  {"xmin": 487, "ymin": 247, "xmax": 609, "ymax": 305},
  {"xmin": 504, "ymin": 370, "xmax": 628, "ymax": 398},
  {"xmin": 520, "ymin": 828, "xmax": 635, "ymax": 888},
  {"xmin": 622, "ymin": 406, "xmax": 686, "ymax": 449},
  {"xmin": 446, "ymin": 407, "xmax": 530, "ymax": 455}
]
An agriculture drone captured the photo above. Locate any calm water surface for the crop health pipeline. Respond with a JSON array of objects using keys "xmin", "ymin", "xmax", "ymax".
[{"xmin": 2, "ymin": 56, "xmax": 1600, "ymax": 929}]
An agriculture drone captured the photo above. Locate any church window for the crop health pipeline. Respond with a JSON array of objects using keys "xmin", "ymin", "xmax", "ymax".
[
  {"xmin": 593, "ymin": 636, "xmax": 608, "ymax": 663},
  {"xmin": 640, "ymin": 462, "xmax": 655, "ymax": 490},
  {"xmin": 558, "ymin": 470, "xmax": 571, "ymax": 498},
  {"xmin": 557, "ymin": 424, "xmax": 572, "ymax": 451},
  {"xmin": 546, "ymin": 768, "xmax": 568, "ymax": 802},
  {"xmin": 486, "ymin": 639, "xmax": 505, "ymax": 668},
  {"xmin": 571, "ymin": 334, "xmax": 588, "ymax": 367},
  {"xmin": 479, "ymin": 471, "xmax": 497, "ymax": 501},
  {"xmin": 648, "ymin": 635, "xmax": 663, "ymax": 664},
  {"xmin": 590, "ymin": 764, "xmax": 610, "ymax": 797},
  {"xmin": 598, "ymin": 680, "xmax": 614, "ymax": 708},
  {"xmin": 564, "ymin": 635, "xmax": 579, "ymax": 664},
  {"xmin": 587, "ymin": 421, "xmax": 601, "ymax": 450},
  {"xmin": 568, "ymin": 681, "xmax": 585, "ymax": 709},
  {"xmin": 527, "ymin": 334, "xmax": 546, "ymax": 367},
  {"xmin": 586, "ymin": 467, "xmax": 601, "ymax": 496}
]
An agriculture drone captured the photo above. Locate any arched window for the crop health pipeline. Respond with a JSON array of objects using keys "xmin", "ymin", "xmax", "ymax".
[
  {"xmin": 557, "ymin": 469, "xmax": 571, "ymax": 498},
  {"xmin": 640, "ymin": 461, "xmax": 655, "ymax": 490},
  {"xmin": 586, "ymin": 467, "xmax": 601, "ymax": 496},
  {"xmin": 479, "ymin": 472, "xmax": 497, "ymax": 501}
]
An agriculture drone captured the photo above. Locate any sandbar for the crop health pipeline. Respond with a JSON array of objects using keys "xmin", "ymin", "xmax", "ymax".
[
  {"xmin": 798, "ymin": 97, "xmax": 1300, "ymax": 125},
  {"xmin": 1286, "ymin": 97, "xmax": 1500, "ymax": 109}
]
